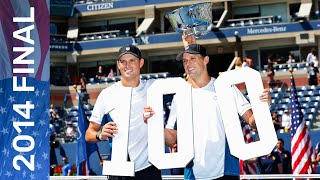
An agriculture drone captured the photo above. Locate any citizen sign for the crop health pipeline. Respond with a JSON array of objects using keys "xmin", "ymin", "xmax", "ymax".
[{"xmin": 87, "ymin": 2, "xmax": 114, "ymax": 11}]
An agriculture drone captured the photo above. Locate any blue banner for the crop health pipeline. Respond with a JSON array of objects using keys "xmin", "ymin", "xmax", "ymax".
[{"xmin": 0, "ymin": 0, "xmax": 50, "ymax": 179}]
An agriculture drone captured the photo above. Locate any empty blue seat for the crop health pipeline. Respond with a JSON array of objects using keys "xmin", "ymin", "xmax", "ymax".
[
  {"xmin": 283, "ymin": 92, "xmax": 290, "ymax": 98},
  {"xmin": 276, "ymin": 104, "xmax": 287, "ymax": 111},
  {"xmin": 298, "ymin": 97, "xmax": 310, "ymax": 103},
  {"xmin": 85, "ymin": 111, "xmax": 92, "ymax": 116},
  {"xmin": 313, "ymin": 89, "xmax": 320, "ymax": 96},
  {"xmin": 310, "ymin": 96, "xmax": 320, "ymax": 102},
  {"xmin": 300, "ymin": 103, "xmax": 308, "ymax": 109},
  {"xmin": 70, "ymin": 106, "xmax": 78, "ymax": 111},
  {"xmin": 271, "ymin": 92, "xmax": 279, "ymax": 99},
  {"xmin": 307, "ymin": 102, "xmax": 318, "ymax": 108},
  {"xmin": 68, "ymin": 111, "xmax": 78, "ymax": 117},
  {"xmin": 271, "ymin": 88, "xmax": 282, "ymax": 93},
  {"xmin": 83, "ymin": 104, "xmax": 93, "ymax": 111},
  {"xmin": 279, "ymin": 98, "xmax": 290, "ymax": 104},
  {"xmin": 302, "ymin": 91, "xmax": 313, "ymax": 97},
  {"xmin": 296, "ymin": 86, "xmax": 307, "ymax": 92},
  {"xmin": 70, "ymin": 116, "xmax": 79, "ymax": 122},
  {"xmin": 303, "ymin": 114, "xmax": 314, "ymax": 121},
  {"xmin": 305, "ymin": 108, "xmax": 316, "ymax": 114}
]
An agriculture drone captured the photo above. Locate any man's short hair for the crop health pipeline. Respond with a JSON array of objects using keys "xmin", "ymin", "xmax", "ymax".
[{"xmin": 278, "ymin": 138, "xmax": 284, "ymax": 143}]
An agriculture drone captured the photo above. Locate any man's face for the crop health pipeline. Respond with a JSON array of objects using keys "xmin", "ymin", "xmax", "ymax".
[
  {"xmin": 182, "ymin": 53, "xmax": 208, "ymax": 79},
  {"xmin": 62, "ymin": 158, "xmax": 68, "ymax": 164},
  {"xmin": 272, "ymin": 112, "xmax": 277, "ymax": 118},
  {"xmin": 276, "ymin": 140, "xmax": 284, "ymax": 149},
  {"xmin": 117, "ymin": 54, "xmax": 144, "ymax": 80}
]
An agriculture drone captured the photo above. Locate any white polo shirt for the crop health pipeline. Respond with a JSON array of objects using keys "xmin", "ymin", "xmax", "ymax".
[
  {"xmin": 166, "ymin": 78, "xmax": 251, "ymax": 179},
  {"xmin": 90, "ymin": 79, "xmax": 155, "ymax": 171}
]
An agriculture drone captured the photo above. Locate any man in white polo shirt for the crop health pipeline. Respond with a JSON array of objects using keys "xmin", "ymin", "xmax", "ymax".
[
  {"xmin": 86, "ymin": 44, "xmax": 161, "ymax": 180},
  {"xmin": 144, "ymin": 36, "xmax": 271, "ymax": 179}
]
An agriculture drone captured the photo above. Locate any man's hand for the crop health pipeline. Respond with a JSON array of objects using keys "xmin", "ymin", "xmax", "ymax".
[
  {"xmin": 182, "ymin": 30, "xmax": 196, "ymax": 48},
  {"xmin": 99, "ymin": 122, "xmax": 118, "ymax": 140},
  {"xmin": 143, "ymin": 106, "xmax": 155, "ymax": 123},
  {"xmin": 259, "ymin": 88, "xmax": 271, "ymax": 106}
]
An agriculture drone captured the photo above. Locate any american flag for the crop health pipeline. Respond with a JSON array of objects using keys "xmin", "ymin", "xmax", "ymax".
[
  {"xmin": 239, "ymin": 123, "xmax": 259, "ymax": 175},
  {"xmin": 76, "ymin": 99, "xmax": 98, "ymax": 175},
  {"xmin": 290, "ymin": 75, "xmax": 314, "ymax": 174},
  {"xmin": 0, "ymin": 0, "xmax": 50, "ymax": 179}
]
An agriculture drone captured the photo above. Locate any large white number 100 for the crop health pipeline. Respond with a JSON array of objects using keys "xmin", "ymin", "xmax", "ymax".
[
  {"xmin": 103, "ymin": 68, "xmax": 277, "ymax": 175},
  {"xmin": 215, "ymin": 67, "xmax": 277, "ymax": 160}
]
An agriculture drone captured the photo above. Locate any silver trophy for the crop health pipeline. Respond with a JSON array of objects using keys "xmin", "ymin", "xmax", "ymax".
[{"xmin": 165, "ymin": 2, "xmax": 213, "ymax": 38}]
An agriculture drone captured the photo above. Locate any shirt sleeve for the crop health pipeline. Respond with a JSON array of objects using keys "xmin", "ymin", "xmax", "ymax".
[
  {"xmin": 165, "ymin": 96, "xmax": 177, "ymax": 130},
  {"xmin": 307, "ymin": 53, "xmax": 311, "ymax": 62},
  {"xmin": 232, "ymin": 85, "xmax": 251, "ymax": 116},
  {"xmin": 89, "ymin": 88, "xmax": 108, "ymax": 124}
]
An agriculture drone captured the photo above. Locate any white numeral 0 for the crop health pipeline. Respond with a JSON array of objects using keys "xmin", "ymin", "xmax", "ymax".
[{"xmin": 215, "ymin": 67, "xmax": 277, "ymax": 160}]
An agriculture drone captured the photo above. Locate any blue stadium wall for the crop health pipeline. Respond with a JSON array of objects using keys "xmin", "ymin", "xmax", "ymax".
[{"xmin": 53, "ymin": 130, "xmax": 320, "ymax": 175}]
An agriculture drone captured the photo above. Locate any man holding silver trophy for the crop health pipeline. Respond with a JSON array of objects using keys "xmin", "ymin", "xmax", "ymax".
[{"xmin": 144, "ymin": 2, "xmax": 272, "ymax": 179}]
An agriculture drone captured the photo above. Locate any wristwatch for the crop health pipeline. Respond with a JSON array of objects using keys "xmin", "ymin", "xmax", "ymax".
[{"xmin": 96, "ymin": 131, "xmax": 102, "ymax": 141}]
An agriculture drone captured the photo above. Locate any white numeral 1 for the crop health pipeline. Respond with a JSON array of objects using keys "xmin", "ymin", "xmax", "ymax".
[{"xmin": 103, "ymin": 87, "xmax": 134, "ymax": 176}]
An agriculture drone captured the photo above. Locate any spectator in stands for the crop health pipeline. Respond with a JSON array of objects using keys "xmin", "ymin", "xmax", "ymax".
[
  {"xmin": 307, "ymin": 62, "xmax": 319, "ymax": 86},
  {"xmin": 281, "ymin": 109, "xmax": 291, "ymax": 132},
  {"xmin": 234, "ymin": 57, "xmax": 243, "ymax": 69},
  {"xmin": 79, "ymin": 73, "xmax": 89, "ymax": 104},
  {"xmin": 107, "ymin": 68, "xmax": 116, "ymax": 77},
  {"xmin": 66, "ymin": 121, "xmax": 77, "ymax": 139},
  {"xmin": 267, "ymin": 55, "xmax": 277, "ymax": 66},
  {"xmin": 50, "ymin": 140, "xmax": 66, "ymax": 176},
  {"xmin": 312, "ymin": 151, "xmax": 320, "ymax": 165},
  {"xmin": 50, "ymin": 104, "xmax": 60, "ymax": 119},
  {"xmin": 258, "ymin": 152, "xmax": 283, "ymax": 174},
  {"xmin": 274, "ymin": 138, "xmax": 292, "ymax": 174},
  {"xmin": 50, "ymin": 119, "xmax": 57, "ymax": 142},
  {"xmin": 272, "ymin": 112, "xmax": 282, "ymax": 132},
  {"xmin": 85, "ymin": 44, "xmax": 162, "ymax": 180},
  {"xmin": 316, "ymin": 142, "xmax": 320, "ymax": 155},
  {"xmin": 62, "ymin": 157, "xmax": 72, "ymax": 176},
  {"xmin": 144, "ymin": 31, "xmax": 271, "ymax": 179},
  {"xmin": 95, "ymin": 66, "xmax": 105, "ymax": 82},
  {"xmin": 287, "ymin": 54, "xmax": 295, "ymax": 64},
  {"xmin": 243, "ymin": 56, "xmax": 254, "ymax": 68},
  {"xmin": 313, "ymin": 142, "xmax": 320, "ymax": 165},
  {"xmin": 267, "ymin": 65, "xmax": 276, "ymax": 88},
  {"xmin": 306, "ymin": 48, "xmax": 319, "ymax": 67}
]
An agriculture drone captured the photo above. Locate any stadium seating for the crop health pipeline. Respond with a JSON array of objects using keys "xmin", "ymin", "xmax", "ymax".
[
  {"xmin": 261, "ymin": 62, "xmax": 309, "ymax": 73},
  {"xmin": 267, "ymin": 85, "xmax": 320, "ymax": 128}
]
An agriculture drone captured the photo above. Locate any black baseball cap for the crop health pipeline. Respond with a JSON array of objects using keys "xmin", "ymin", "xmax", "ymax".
[
  {"xmin": 117, "ymin": 44, "xmax": 142, "ymax": 60},
  {"xmin": 176, "ymin": 44, "xmax": 207, "ymax": 61}
]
